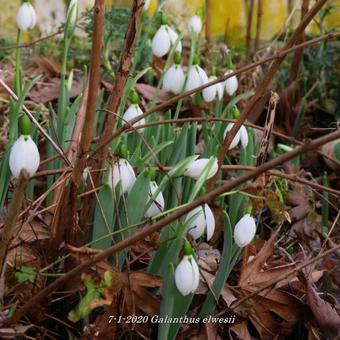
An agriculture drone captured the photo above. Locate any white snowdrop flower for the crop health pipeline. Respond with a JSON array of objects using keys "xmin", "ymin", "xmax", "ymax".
[
  {"xmin": 224, "ymin": 71, "xmax": 238, "ymax": 96},
  {"xmin": 163, "ymin": 64, "xmax": 185, "ymax": 95},
  {"xmin": 184, "ymin": 158, "xmax": 218, "ymax": 180},
  {"xmin": 223, "ymin": 123, "xmax": 249, "ymax": 150},
  {"xmin": 234, "ymin": 214, "xmax": 256, "ymax": 247},
  {"xmin": 145, "ymin": 181, "xmax": 165, "ymax": 218},
  {"xmin": 109, "ymin": 159, "xmax": 136, "ymax": 194},
  {"xmin": 9, "ymin": 135, "xmax": 40, "ymax": 178},
  {"xmin": 202, "ymin": 76, "xmax": 224, "ymax": 102},
  {"xmin": 185, "ymin": 64, "xmax": 209, "ymax": 93},
  {"xmin": 185, "ymin": 204, "xmax": 215, "ymax": 241},
  {"xmin": 175, "ymin": 255, "xmax": 200, "ymax": 296},
  {"xmin": 152, "ymin": 25, "xmax": 182, "ymax": 58},
  {"xmin": 122, "ymin": 104, "xmax": 145, "ymax": 132},
  {"xmin": 16, "ymin": 2, "xmax": 37, "ymax": 31},
  {"xmin": 188, "ymin": 15, "xmax": 202, "ymax": 34}
]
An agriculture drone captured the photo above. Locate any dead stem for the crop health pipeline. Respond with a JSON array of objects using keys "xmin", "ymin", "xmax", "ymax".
[{"xmin": 0, "ymin": 170, "xmax": 29, "ymax": 301}]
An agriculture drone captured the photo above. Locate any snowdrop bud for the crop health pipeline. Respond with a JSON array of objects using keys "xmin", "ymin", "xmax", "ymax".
[
  {"xmin": 175, "ymin": 254, "xmax": 200, "ymax": 296},
  {"xmin": 188, "ymin": 15, "xmax": 202, "ymax": 34},
  {"xmin": 122, "ymin": 104, "xmax": 145, "ymax": 132},
  {"xmin": 163, "ymin": 64, "xmax": 185, "ymax": 95},
  {"xmin": 151, "ymin": 25, "xmax": 182, "ymax": 58},
  {"xmin": 185, "ymin": 204, "xmax": 215, "ymax": 241},
  {"xmin": 223, "ymin": 123, "xmax": 249, "ymax": 150},
  {"xmin": 202, "ymin": 76, "xmax": 224, "ymax": 102},
  {"xmin": 145, "ymin": 181, "xmax": 165, "ymax": 218},
  {"xmin": 185, "ymin": 64, "xmax": 209, "ymax": 93},
  {"xmin": 234, "ymin": 214, "xmax": 256, "ymax": 247},
  {"xmin": 109, "ymin": 158, "xmax": 136, "ymax": 194},
  {"xmin": 65, "ymin": 0, "xmax": 78, "ymax": 39},
  {"xmin": 184, "ymin": 158, "xmax": 218, "ymax": 180},
  {"xmin": 9, "ymin": 135, "xmax": 40, "ymax": 178},
  {"xmin": 224, "ymin": 71, "xmax": 238, "ymax": 96},
  {"xmin": 16, "ymin": 2, "xmax": 37, "ymax": 31}
]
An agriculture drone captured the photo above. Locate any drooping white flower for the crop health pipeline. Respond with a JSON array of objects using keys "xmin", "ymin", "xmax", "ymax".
[
  {"xmin": 175, "ymin": 255, "xmax": 200, "ymax": 296},
  {"xmin": 152, "ymin": 25, "xmax": 182, "ymax": 58},
  {"xmin": 9, "ymin": 135, "xmax": 40, "ymax": 178},
  {"xmin": 145, "ymin": 181, "xmax": 165, "ymax": 218},
  {"xmin": 109, "ymin": 158, "xmax": 136, "ymax": 194},
  {"xmin": 16, "ymin": 2, "xmax": 37, "ymax": 31},
  {"xmin": 163, "ymin": 64, "xmax": 185, "ymax": 95},
  {"xmin": 224, "ymin": 70, "xmax": 238, "ymax": 96},
  {"xmin": 234, "ymin": 214, "xmax": 256, "ymax": 247},
  {"xmin": 223, "ymin": 123, "xmax": 249, "ymax": 150},
  {"xmin": 184, "ymin": 158, "xmax": 218, "ymax": 180},
  {"xmin": 122, "ymin": 104, "xmax": 145, "ymax": 132},
  {"xmin": 188, "ymin": 15, "xmax": 202, "ymax": 34},
  {"xmin": 202, "ymin": 76, "xmax": 224, "ymax": 102},
  {"xmin": 185, "ymin": 64, "xmax": 209, "ymax": 94},
  {"xmin": 185, "ymin": 204, "xmax": 215, "ymax": 241}
]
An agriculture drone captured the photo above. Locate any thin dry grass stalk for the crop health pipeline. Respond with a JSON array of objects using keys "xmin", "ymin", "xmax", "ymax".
[
  {"xmin": 254, "ymin": 0, "xmax": 263, "ymax": 54},
  {"xmin": 246, "ymin": 0, "xmax": 255, "ymax": 64},
  {"xmin": 6, "ymin": 128, "xmax": 340, "ymax": 324}
]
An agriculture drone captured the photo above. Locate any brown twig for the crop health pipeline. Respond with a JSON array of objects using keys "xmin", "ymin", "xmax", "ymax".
[
  {"xmin": 0, "ymin": 28, "xmax": 64, "ymax": 51},
  {"xmin": 208, "ymin": 0, "xmax": 329, "ymax": 190},
  {"xmin": 254, "ymin": 0, "xmax": 263, "ymax": 54},
  {"xmin": 6, "ymin": 129, "xmax": 340, "ymax": 324},
  {"xmin": 245, "ymin": 0, "xmax": 255, "ymax": 64},
  {"xmin": 47, "ymin": 0, "xmax": 106, "ymax": 259},
  {"xmin": 90, "ymin": 31, "xmax": 339, "ymax": 160},
  {"xmin": 80, "ymin": 0, "xmax": 145, "ymax": 231},
  {"xmin": 205, "ymin": 0, "xmax": 212, "ymax": 44}
]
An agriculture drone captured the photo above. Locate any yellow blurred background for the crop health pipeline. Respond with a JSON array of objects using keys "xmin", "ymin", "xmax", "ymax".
[{"xmin": 0, "ymin": 0, "xmax": 339, "ymax": 43}]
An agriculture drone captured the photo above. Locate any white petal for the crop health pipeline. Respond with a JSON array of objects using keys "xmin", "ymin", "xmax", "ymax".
[
  {"xmin": 184, "ymin": 158, "xmax": 218, "ymax": 180},
  {"xmin": 216, "ymin": 82, "xmax": 224, "ymax": 100},
  {"xmin": 110, "ymin": 159, "xmax": 136, "ymax": 194},
  {"xmin": 16, "ymin": 3, "xmax": 33, "ymax": 31},
  {"xmin": 188, "ymin": 15, "xmax": 202, "ymax": 34},
  {"xmin": 152, "ymin": 26, "xmax": 171, "ymax": 57},
  {"xmin": 145, "ymin": 182, "xmax": 165, "ymax": 218},
  {"xmin": 167, "ymin": 26, "xmax": 182, "ymax": 53},
  {"xmin": 196, "ymin": 66, "xmax": 209, "ymax": 85},
  {"xmin": 202, "ymin": 76, "xmax": 217, "ymax": 102},
  {"xmin": 234, "ymin": 214, "xmax": 256, "ymax": 247},
  {"xmin": 122, "ymin": 104, "xmax": 145, "ymax": 131},
  {"xmin": 163, "ymin": 65, "xmax": 185, "ymax": 94},
  {"xmin": 185, "ymin": 67, "xmax": 201, "ymax": 93},
  {"xmin": 185, "ymin": 206, "xmax": 206, "ymax": 240},
  {"xmin": 9, "ymin": 135, "xmax": 40, "ymax": 177},
  {"xmin": 204, "ymin": 204, "xmax": 215, "ymax": 241},
  {"xmin": 240, "ymin": 125, "xmax": 249, "ymax": 149},
  {"xmin": 189, "ymin": 257, "xmax": 200, "ymax": 292},
  {"xmin": 224, "ymin": 123, "xmax": 241, "ymax": 150},
  {"xmin": 28, "ymin": 3, "xmax": 37, "ymax": 29},
  {"xmin": 175, "ymin": 256, "xmax": 196, "ymax": 296},
  {"xmin": 225, "ymin": 73, "xmax": 238, "ymax": 96}
]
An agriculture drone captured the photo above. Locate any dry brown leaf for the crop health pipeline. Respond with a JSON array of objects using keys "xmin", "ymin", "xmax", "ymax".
[
  {"xmin": 230, "ymin": 321, "xmax": 251, "ymax": 340},
  {"xmin": 301, "ymin": 273, "xmax": 340, "ymax": 334}
]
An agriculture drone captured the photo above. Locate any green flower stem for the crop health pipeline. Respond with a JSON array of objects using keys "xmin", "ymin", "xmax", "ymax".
[{"xmin": 14, "ymin": 30, "xmax": 22, "ymax": 96}]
